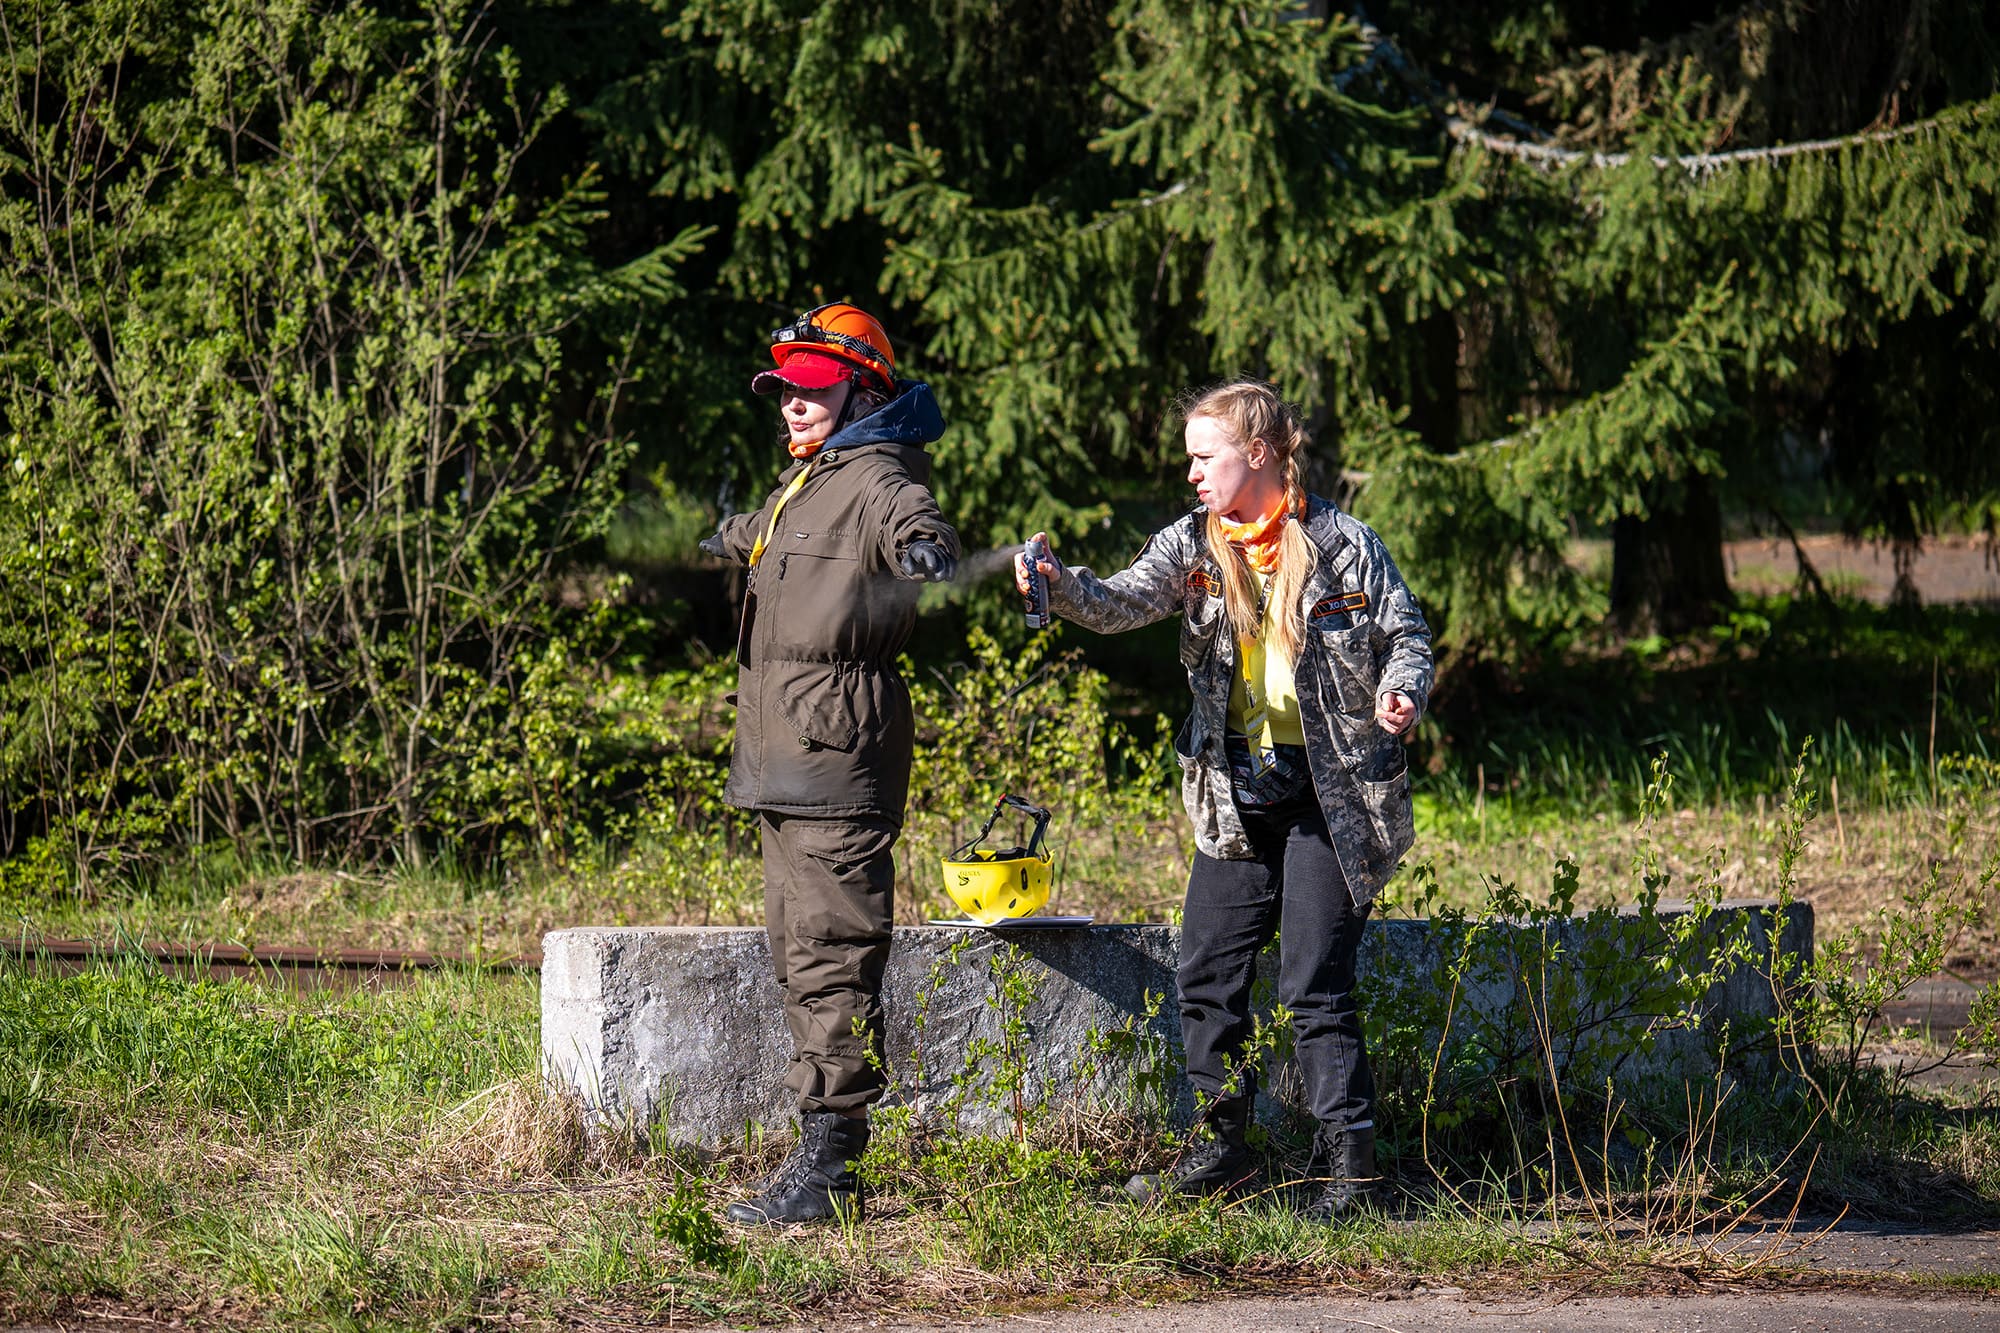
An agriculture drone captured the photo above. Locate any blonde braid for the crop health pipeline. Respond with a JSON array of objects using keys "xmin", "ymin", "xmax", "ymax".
[{"xmin": 1266, "ymin": 423, "xmax": 1312, "ymax": 664}]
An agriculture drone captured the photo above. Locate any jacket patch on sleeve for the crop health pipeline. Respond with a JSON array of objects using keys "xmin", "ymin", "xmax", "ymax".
[
  {"xmin": 1309, "ymin": 590, "xmax": 1368, "ymax": 628},
  {"xmin": 1187, "ymin": 569, "xmax": 1222, "ymax": 598}
]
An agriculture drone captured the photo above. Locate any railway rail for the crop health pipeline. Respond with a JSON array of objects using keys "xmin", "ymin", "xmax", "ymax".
[{"xmin": 4, "ymin": 935, "xmax": 541, "ymax": 988}]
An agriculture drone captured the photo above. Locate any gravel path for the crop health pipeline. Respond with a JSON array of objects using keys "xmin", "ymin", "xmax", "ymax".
[
  {"xmin": 773, "ymin": 1217, "xmax": 2000, "ymax": 1333},
  {"xmin": 817, "ymin": 1290, "xmax": 1997, "ymax": 1331},
  {"xmin": 1727, "ymin": 533, "xmax": 2000, "ymax": 605}
]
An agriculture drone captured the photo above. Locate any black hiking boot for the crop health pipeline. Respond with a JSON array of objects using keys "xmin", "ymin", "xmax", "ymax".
[
  {"xmin": 726, "ymin": 1112, "xmax": 869, "ymax": 1225},
  {"xmin": 1126, "ymin": 1097, "xmax": 1257, "ymax": 1201},
  {"xmin": 1302, "ymin": 1123, "xmax": 1379, "ymax": 1222}
]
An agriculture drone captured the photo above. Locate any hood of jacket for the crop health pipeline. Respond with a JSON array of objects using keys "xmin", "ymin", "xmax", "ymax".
[
  {"xmin": 830, "ymin": 379, "xmax": 943, "ymax": 449},
  {"xmin": 786, "ymin": 380, "xmax": 944, "ymax": 488}
]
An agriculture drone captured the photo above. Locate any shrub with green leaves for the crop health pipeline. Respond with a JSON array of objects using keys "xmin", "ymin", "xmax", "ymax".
[{"xmin": 0, "ymin": 0, "xmax": 699, "ymax": 873}]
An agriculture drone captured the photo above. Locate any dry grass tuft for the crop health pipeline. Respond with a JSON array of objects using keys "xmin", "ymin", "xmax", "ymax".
[
  {"xmin": 420, "ymin": 1074, "xmax": 588, "ymax": 1181},
  {"xmin": 220, "ymin": 870, "xmax": 351, "ymax": 924}
]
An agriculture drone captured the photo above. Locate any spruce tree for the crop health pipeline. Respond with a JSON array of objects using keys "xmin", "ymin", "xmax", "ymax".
[{"xmin": 619, "ymin": 1, "xmax": 1997, "ymax": 653}]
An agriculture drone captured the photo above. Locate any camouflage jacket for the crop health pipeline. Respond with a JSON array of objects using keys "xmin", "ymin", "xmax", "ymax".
[{"xmin": 1047, "ymin": 496, "xmax": 1433, "ymax": 904}]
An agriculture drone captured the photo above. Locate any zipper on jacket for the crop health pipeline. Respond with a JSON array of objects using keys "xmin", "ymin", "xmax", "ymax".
[{"xmin": 778, "ymin": 552, "xmax": 789, "ymax": 579}]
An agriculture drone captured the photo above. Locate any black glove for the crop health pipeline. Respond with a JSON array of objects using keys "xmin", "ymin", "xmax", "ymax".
[
  {"xmin": 898, "ymin": 539, "xmax": 956, "ymax": 583},
  {"xmin": 698, "ymin": 531, "xmax": 726, "ymax": 559}
]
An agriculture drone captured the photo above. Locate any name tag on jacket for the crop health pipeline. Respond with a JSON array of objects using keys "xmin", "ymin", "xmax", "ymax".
[{"xmin": 1308, "ymin": 590, "xmax": 1368, "ymax": 632}]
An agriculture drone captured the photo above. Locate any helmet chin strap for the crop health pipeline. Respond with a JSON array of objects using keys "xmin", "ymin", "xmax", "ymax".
[
  {"xmin": 830, "ymin": 375, "xmax": 886, "ymax": 435},
  {"xmin": 832, "ymin": 382, "xmax": 860, "ymax": 435}
]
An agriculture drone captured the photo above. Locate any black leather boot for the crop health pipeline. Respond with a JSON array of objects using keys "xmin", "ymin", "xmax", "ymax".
[
  {"xmin": 1303, "ymin": 1123, "xmax": 1379, "ymax": 1221},
  {"xmin": 726, "ymin": 1112, "xmax": 869, "ymax": 1225},
  {"xmin": 1126, "ymin": 1097, "xmax": 1258, "ymax": 1201}
]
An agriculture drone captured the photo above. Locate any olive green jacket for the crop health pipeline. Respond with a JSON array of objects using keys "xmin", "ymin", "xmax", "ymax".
[{"xmin": 713, "ymin": 383, "xmax": 958, "ymax": 821}]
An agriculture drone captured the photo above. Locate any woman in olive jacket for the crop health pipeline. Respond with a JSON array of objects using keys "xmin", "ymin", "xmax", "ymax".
[
  {"xmin": 1017, "ymin": 379, "xmax": 1432, "ymax": 1219},
  {"xmin": 699, "ymin": 303, "xmax": 958, "ymax": 1225}
]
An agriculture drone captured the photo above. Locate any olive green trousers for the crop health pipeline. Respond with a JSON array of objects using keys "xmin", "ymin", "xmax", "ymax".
[{"xmin": 759, "ymin": 812, "xmax": 898, "ymax": 1113}]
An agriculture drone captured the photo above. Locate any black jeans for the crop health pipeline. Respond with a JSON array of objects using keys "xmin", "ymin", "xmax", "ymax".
[{"xmin": 1177, "ymin": 790, "xmax": 1376, "ymax": 1131}]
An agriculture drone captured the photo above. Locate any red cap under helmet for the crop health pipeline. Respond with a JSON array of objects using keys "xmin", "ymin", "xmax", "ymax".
[{"xmin": 751, "ymin": 348, "xmax": 854, "ymax": 395}]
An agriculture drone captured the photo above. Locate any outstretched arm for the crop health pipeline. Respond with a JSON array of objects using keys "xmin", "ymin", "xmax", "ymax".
[
  {"xmin": 871, "ymin": 475, "xmax": 961, "ymax": 581},
  {"xmin": 704, "ymin": 507, "xmax": 769, "ymax": 565},
  {"xmin": 1017, "ymin": 522, "xmax": 1195, "ymax": 635}
]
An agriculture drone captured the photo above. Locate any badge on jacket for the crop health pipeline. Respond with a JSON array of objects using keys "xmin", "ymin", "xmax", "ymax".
[{"xmin": 1309, "ymin": 589, "xmax": 1368, "ymax": 631}]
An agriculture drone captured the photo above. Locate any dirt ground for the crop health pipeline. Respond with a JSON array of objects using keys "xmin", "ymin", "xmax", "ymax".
[
  {"xmin": 794, "ymin": 1290, "xmax": 2000, "ymax": 1331},
  {"xmin": 1727, "ymin": 532, "xmax": 2000, "ymax": 605},
  {"xmin": 21, "ymin": 1288, "xmax": 2000, "ymax": 1333}
]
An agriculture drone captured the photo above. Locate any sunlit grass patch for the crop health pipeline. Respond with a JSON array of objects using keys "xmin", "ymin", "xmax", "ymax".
[
  {"xmin": 0, "ymin": 959, "xmax": 539, "ymax": 1131},
  {"xmin": 1913, "ymin": 1271, "xmax": 2000, "ymax": 1293},
  {"xmin": 4, "ymin": 1038, "xmax": 1995, "ymax": 1330}
]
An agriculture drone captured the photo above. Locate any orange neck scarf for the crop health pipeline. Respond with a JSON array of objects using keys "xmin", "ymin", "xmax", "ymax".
[
  {"xmin": 1220, "ymin": 496, "xmax": 1294, "ymax": 575},
  {"xmin": 788, "ymin": 438, "xmax": 826, "ymax": 460}
]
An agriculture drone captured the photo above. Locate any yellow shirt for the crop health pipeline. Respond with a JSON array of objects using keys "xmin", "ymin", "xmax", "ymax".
[{"xmin": 1226, "ymin": 575, "xmax": 1305, "ymax": 746}]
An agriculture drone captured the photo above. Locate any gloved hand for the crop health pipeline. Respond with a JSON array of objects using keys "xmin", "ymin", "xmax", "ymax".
[
  {"xmin": 898, "ymin": 539, "xmax": 956, "ymax": 583},
  {"xmin": 698, "ymin": 532, "xmax": 726, "ymax": 559}
]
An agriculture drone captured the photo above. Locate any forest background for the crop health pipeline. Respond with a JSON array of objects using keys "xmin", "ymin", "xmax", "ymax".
[{"xmin": 2, "ymin": 0, "xmax": 1998, "ymax": 937}]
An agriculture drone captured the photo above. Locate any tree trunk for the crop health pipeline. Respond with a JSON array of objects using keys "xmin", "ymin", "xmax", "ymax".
[
  {"xmin": 1610, "ymin": 473, "xmax": 1734, "ymax": 638},
  {"xmin": 1404, "ymin": 309, "xmax": 1463, "ymax": 453}
]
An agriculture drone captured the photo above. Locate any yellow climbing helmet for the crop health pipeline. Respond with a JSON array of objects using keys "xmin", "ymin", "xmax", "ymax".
[{"xmin": 940, "ymin": 795, "xmax": 1053, "ymax": 925}]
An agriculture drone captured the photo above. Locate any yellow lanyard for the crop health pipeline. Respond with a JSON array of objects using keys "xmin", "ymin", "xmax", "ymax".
[
  {"xmin": 747, "ymin": 455, "xmax": 820, "ymax": 569},
  {"xmin": 1232, "ymin": 564, "xmax": 1280, "ymax": 772},
  {"xmin": 1237, "ymin": 631, "xmax": 1278, "ymax": 777}
]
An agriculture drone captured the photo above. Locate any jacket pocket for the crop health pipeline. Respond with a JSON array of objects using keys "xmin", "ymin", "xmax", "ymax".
[
  {"xmin": 776, "ymin": 527, "xmax": 854, "ymax": 559},
  {"xmin": 1317, "ymin": 623, "xmax": 1378, "ymax": 715},
  {"xmin": 1172, "ymin": 712, "xmax": 1208, "ymax": 769},
  {"xmin": 1357, "ymin": 743, "xmax": 1416, "ymax": 872},
  {"xmin": 776, "ymin": 665, "xmax": 860, "ymax": 752},
  {"xmin": 1180, "ymin": 594, "xmax": 1224, "ymax": 668}
]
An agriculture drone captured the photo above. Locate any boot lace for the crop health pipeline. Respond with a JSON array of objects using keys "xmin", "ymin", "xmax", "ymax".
[
  {"xmin": 760, "ymin": 1135, "xmax": 818, "ymax": 1197},
  {"xmin": 1179, "ymin": 1135, "xmax": 1231, "ymax": 1175}
]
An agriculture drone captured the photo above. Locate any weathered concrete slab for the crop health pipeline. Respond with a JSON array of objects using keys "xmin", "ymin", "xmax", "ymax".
[{"xmin": 542, "ymin": 900, "xmax": 1811, "ymax": 1147}]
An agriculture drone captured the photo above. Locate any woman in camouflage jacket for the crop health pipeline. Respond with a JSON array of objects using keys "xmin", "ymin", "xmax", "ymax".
[{"xmin": 1016, "ymin": 379, "xmax": 1432, "ymax": 1219}]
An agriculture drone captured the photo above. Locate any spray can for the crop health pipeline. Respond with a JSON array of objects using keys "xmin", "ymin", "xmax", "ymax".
[{"xmin": 1022, "ymin": 535, "xmax": 1051, "ymax": 630}]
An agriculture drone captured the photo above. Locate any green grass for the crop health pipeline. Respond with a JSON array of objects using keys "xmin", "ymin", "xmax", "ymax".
[
  {"xmin": 1412, "ymin": 596, "xmax": 2000, "ymax": 821},
  {"xmin": 2, "ymin": 925, "xmax": 1995, "ymax": 1330},
  {"xmin": 1913, "ymin": 1272, "xmax": 2000, "ymax": 1293},
  {"xmin": 0, "ymin": 957, "xmax": 534, "ymax": 1132}
]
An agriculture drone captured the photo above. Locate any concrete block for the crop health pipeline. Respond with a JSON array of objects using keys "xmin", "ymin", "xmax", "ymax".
[{"xmin": 541, "ymin": 899, "xmax": 1812, "ymax": 1147}]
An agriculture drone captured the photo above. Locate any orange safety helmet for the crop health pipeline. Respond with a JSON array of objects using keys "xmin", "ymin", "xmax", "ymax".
[{"xmin": 753, "ymin": 302, "xmax": 897, "ymax": 397}]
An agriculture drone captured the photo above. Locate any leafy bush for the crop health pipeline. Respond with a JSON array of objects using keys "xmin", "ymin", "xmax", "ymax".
[{"xmin": 0, "ymin": 0, "xmax": 699, "ymax": 873}]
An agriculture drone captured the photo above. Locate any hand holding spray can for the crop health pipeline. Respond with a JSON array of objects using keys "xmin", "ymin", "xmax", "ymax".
[{"xmin": 1022, "ymin": 535, "xmax": 1051, "ymax": 630}]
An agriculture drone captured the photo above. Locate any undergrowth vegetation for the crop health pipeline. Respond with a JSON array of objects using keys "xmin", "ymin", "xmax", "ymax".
[{"xmin": 8, "ymin": 592, "xmax": 1998, "ymax": 949}]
